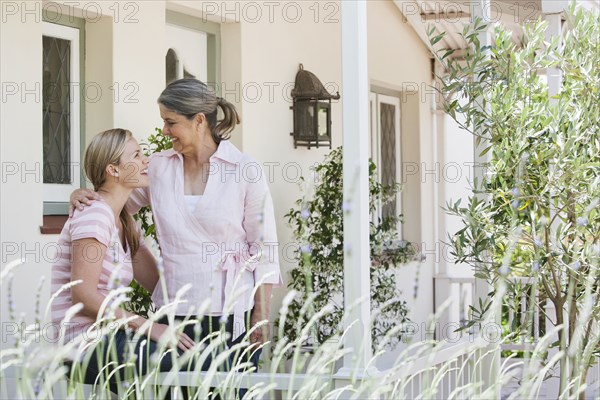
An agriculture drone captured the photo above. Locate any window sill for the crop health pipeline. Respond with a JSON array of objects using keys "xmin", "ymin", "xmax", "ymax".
[{"xmin": 40, "ymin": 215, "xmax": 69, "ymax": 234}]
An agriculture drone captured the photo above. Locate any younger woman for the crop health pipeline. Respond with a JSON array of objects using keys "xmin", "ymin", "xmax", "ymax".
[{"xmin": 51, "ymin": 128, "xmax": 194, "ymax": 393}]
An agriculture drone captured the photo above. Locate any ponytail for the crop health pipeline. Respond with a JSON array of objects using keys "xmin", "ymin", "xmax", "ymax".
[{"xmin": 214, "ymin": 97, "xmax": 241, "ymax": 142}]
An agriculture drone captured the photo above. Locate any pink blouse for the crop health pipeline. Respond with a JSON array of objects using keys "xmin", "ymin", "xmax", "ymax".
[{"xmin": 126, "ymin": 140, "xmax": 282, "ymax": 338}]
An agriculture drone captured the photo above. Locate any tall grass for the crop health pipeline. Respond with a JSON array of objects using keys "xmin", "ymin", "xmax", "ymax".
[{"xmin": 1, "ymin": 254, "xmax": 597, "ymax": 399}]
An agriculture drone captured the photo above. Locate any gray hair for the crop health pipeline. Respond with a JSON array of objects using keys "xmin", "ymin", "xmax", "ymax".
[{"xmin": 158, "ymin": 78, "xmax": 240, "ymax": 143}]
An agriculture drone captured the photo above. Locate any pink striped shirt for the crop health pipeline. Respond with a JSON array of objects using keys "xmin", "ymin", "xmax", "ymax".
[{"xmin": 50, "ymin": 201, "xmax": 139, "ymax": 343}]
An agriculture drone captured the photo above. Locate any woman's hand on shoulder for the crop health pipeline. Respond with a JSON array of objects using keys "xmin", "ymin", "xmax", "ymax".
[{"xmin": 69, "ymin": 188, "xmax": 102, "ymax": 217}]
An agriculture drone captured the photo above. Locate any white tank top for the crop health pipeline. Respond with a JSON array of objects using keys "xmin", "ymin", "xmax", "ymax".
[{"xmin": 184, "ymin": 195, "xmax": 202, "ymax": 212}]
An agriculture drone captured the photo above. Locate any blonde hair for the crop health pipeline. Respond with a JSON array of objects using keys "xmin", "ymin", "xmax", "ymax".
[
  {"xmin": 84, "ymin": 128, "xmax": 140, "ymax": 257},
  {"xmin": 158, "ymin": 78, "xmax": 240, "ymax": 144}
]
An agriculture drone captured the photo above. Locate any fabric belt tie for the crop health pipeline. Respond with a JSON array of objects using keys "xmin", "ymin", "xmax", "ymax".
[{"xmin": 217, "ymin": 251, "xmax": 258, "ymax": 340}]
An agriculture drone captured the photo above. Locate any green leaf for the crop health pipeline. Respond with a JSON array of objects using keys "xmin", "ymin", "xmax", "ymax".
[
  {"xmin": 430, "ymin": 33, "xmax": 446, "ymax": 46},
  {"xmin": 442, "ymin": 49, "xmax": 456, "ymax": 60},
  {"xmin": 479, "ymin": 145, "xmax": 492, "ymax": 157}
]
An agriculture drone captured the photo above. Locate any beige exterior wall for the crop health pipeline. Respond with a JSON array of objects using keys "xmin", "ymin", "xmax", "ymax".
[
  {"xmin": 230, "ymin": 0, "xmax": 436, "ymax": 340},
  {"xmin": 111, "ymin": 2, "xmax": 166, "ymax": 138},
  {"xmin": 1, "ymin": 1, "xmax": 435, "ymax": 356},
  {"xmin": 85, "ymin": 15, "xmax": 114, "ymax": 142},
  {"xmin": 1, "ymin": 1, "xmax": 48, "ymax": 349},
  {"xmin": 220, "ymin": 22, "xmax": 243, "ymax": 150}
]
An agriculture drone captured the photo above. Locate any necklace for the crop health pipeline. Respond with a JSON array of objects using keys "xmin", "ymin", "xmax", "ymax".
[{"xmin": 110, "ymin": 230, "xmax": 119, "ymax": 264}]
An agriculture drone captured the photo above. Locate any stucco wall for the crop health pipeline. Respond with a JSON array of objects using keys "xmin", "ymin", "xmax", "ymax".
[
  {"xmin": 85, "ymin": 15, "xmax": 114, "ymax": 143},
  {"xmin": 1, "ymin": 1, "xmax": 47, "ymax": 350},
  {"xmin": 110, "ymin": 1, "xmax": 166, "ymax": 139}
]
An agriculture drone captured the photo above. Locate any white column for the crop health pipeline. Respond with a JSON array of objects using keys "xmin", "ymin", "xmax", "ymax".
[
  {"xmin": 470, "ymin": 0, "xmax": 501, "ymax": 396},
  {"xmin": 470, "ymin": 0, "xmax": 492, "ymax": 324},
  {"xmin": 542, "ymin": 4, "xmax": 564, "ymax": 395},
  {"xmin": 432, "ymin": 60, "xmax": 453, "ymax": 340},
  {"xmin": 543, "ymin": 12, "xmax": 563, "ymax": 102},
  {"xmin": 337, "ymin": 0, "xmax": 373, "ymax": 374}
]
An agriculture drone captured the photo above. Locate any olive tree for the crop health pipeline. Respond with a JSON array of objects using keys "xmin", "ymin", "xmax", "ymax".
[{"xmin": 436, "ymin": 5, "xmax": 599, "ymax": 398}]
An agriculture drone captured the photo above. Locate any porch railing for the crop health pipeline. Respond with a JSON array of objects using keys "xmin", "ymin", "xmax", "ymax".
[
  {"xmin": 435, "ymin": 275, "xmax": 552, "ymax": 348},
  {"xmin": 434, "ymin": 276, "xmax": 475, "ymax": 340},
  {"xmin": 20, "ymin": 334, "xmax": 487, "ymax": 399},
  {"xmin": 152, "ymin": 335, "xmax": 491, "ymax": 399}
]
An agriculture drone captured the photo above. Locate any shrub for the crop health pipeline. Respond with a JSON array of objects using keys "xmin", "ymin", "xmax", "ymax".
[{"xmin": 281, "ymin": 147, "xmax": 419, "ymax": 353}]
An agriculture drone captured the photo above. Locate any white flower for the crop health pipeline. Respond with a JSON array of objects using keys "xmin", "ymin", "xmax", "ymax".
[{"xmin": 300, "ymin": 244, "xmax": 312, "ymax": 254}]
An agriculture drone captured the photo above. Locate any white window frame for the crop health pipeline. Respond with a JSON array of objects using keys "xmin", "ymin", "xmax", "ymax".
[
  {"xmin": 369, "ymin": 92, "xmax": 402, "ymax": 238},
  {"xmin": 42, "ymin": 22, "xmax": 80, "ymax": 202}
]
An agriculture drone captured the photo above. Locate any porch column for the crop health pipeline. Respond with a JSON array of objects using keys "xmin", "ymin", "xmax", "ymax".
[
  {"xmin": 470, "ymin": 0, "xmax": 492, "ymax": 320},
  {"xmin": 470, "ymin": 2, "xmax": 492, "ymax": 239},
  {"xmin": 338, "ymin": 0, "xmax": 373, "ymax": 373},
  {"xmin": 541, "ymin": 1, "xmax": 564, "ymax": 394},
  {"xmin": 541, "ymin": 1, "xmax": 564, "ymax": 102},
  {"xmin": 470, "ymin": 0, "xmax": 501, "ymax": 396},
  {"xmin": 432, "ymin": 59, "xmax": 455, "ymax": 340}
]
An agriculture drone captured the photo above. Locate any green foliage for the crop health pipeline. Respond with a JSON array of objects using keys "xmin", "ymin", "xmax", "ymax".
[
  {"xmin": 280, "ymin": 147, "xmax": 418, "ymax": 353},
  {"xmin": 135, "ymin": 128, "xmax": 173, "ymax": 242},
  {"xmin": 123, "ymin": 128, "xmax": 172, "ymax": 317},
  {"xmin": 435, "ymin": 4, "xmax": 599, "ymax": 395},
  {"xmin": 125, "ymin": 280, "xmax": 155, "ymax": 318}
]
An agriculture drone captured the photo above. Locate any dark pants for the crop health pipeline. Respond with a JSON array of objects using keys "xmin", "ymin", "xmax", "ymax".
[
  {"xmin": 161, "ymin": 312, "xmax": 262, "ymax": 399},
  {"xmin": 77, "ymin": 329, "xmax": 176, "ymax": 396},
  {"xmin": 160, "ymin": 312, "xmax": 262, "ymax": 371},
  {"xmin": 74, "ymin": 311, "xmax": 261, "ymax": 398}
]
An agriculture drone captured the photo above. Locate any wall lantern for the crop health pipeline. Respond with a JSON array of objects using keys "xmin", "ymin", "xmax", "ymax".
[{"xmin": 290, "ymin": 64, "xmax": 340, "ymax": 149}]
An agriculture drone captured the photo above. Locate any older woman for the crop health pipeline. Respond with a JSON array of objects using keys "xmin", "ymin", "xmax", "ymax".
[
  {"xmin": 71, "ymin": 79, "xmax": 282, "ymax": 370},
  {"xmin": 53, "ymin": 128, "xmax": 194, "ymax": 393}
]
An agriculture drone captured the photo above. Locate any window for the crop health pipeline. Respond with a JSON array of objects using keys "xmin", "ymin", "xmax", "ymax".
[
  {"xmin": 42, "ymin": 22, "xmax": 81, "ymax": 205},
  {"xmin": 369, "ymin": 92, "xmax": 402, "ymax": 238},
  {"xmin": 165, "ymin": 10, "xmax": 220, "ymax": 89},
  {"xmin": 165, "ymin": 24, "xmax": 207, "ymax": 84}
]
